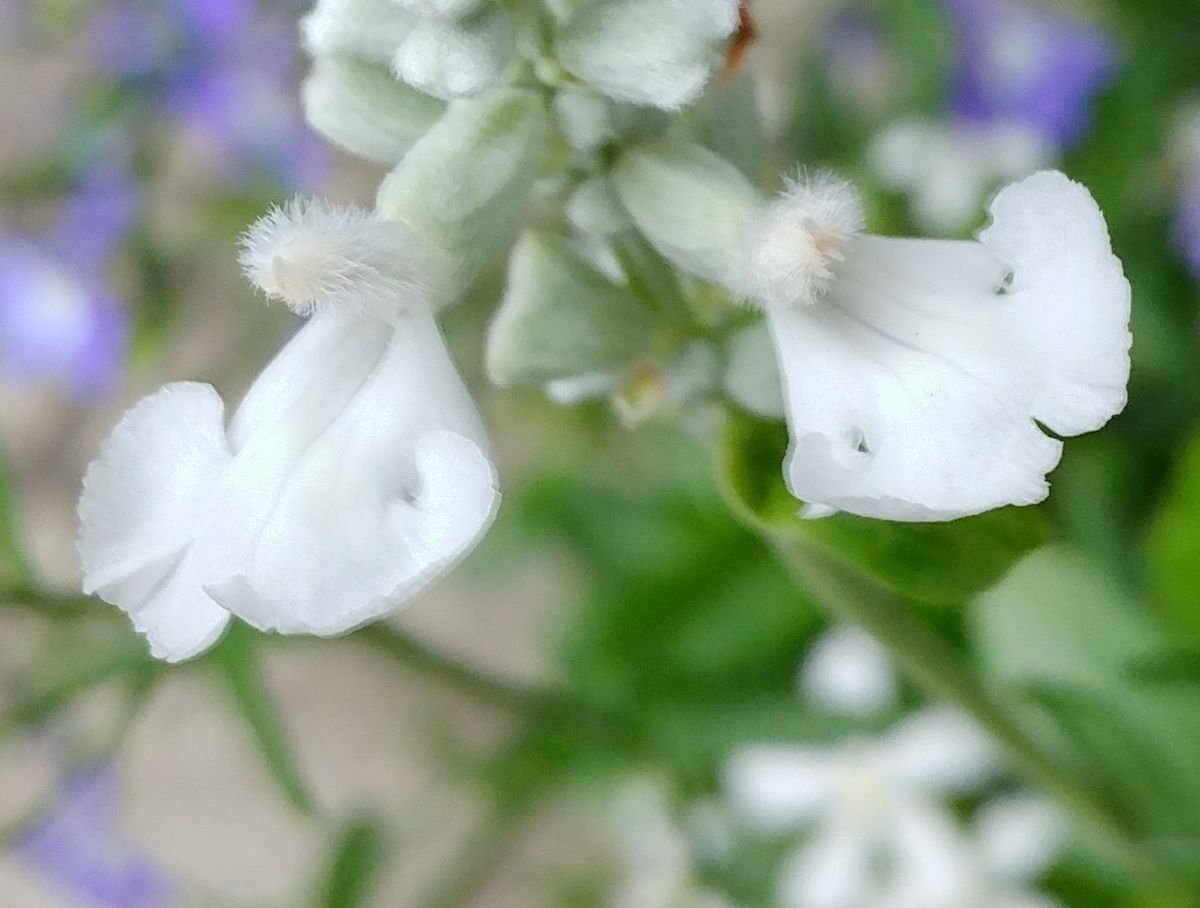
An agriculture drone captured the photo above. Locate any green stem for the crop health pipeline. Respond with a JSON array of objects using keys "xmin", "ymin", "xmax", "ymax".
[
  {"xmin": 773, "ymin": 538, "xmax": 1165, "ymax": 883},
  {"xmin": 354, "ymin": 624, "xmax": 571, "ymax": 716},
  {"xmin": 0, "ymin": 586, "xmax": 105, "ymax": 621}
]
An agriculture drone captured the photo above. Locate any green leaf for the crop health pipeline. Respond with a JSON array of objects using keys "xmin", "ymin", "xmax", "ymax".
[
  {"xmin": 316, "ymin": 818, "xmax": 388, "ymax": 908},
  {"xmin": 720, "ymin": 411, "xmax": 1048, "ymax": 605},
  {"xmin": 210, "ymin": 626, "xmax": 315, "ymax": 815},
  {"xmin": 1144, "ymin": 430, "xmax": 1200, "ymax": 640},
  {"xmin": 971, "ymin": 546, "xmax": 1200, "ymax": 838}
]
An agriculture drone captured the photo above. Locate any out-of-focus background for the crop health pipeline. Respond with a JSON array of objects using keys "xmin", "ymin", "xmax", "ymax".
[{"xmin": 1, "ymin": 0, "xmax": 1199, "ymax": 906}]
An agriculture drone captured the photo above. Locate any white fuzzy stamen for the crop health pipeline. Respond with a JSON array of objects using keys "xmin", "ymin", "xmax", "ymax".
[
  {"xmin": 238, "ymin": 197, "xmax": 437, "ymax": 318},
  {"xmin": 732, "ymin": 172, "xmax": 866, "ymax": 308}
]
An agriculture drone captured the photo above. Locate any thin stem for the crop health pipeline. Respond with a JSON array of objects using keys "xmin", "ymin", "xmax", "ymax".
[
  {"xmin": 0, "ymin": 587, "xmax": 105, "ymax": 621},
  {"xmin": 355, "ymin": 624, "xmax": 572, "ymax": 715},
  {"xmin": 776, "ymin": 540, "xmax": 1164, "ymax": 883}
]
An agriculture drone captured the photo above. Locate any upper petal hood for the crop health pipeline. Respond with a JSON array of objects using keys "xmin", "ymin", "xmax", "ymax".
[
  {"xmin": 768, "ymin": 170, "xmax": 1130, "ymax": 521},
  {"xmin": 206, "ymin": 306, "xmax": 497, "ymax": 636}
]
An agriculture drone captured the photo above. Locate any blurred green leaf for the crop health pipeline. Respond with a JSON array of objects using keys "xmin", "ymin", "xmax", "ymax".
[
  {"xmin": 316, "ymin": 818, "xmax": 387, "ymax": 908},
  {"xmin": 210, "ymin": 625, "xmax": 315, "ymax": 815},
  {"xmin": 1144, "ymin": 430, "xmax": 1200, "ymax": 640},
  {"xmin": 972, "ymin": 546, "xmax": 1200, "ymax": 840},
  {"xmin": 0, "ymin": 642, "xmax": 154, "ymax": 735},
  {"xmin": 720, "ymin": 412, "xmax": 1048, "ymax": 606}
]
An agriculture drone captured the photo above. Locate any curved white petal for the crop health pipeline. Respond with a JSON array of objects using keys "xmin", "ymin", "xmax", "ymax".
[
  {"xmin": 205, "ymin": 307, "xmax": 498, "ymax": 636},
  {"xmin": 800, "ymin": 625, "xmax": 898, "ymax": 717},
  {"xmin": 77, "ymin": 382, "xmax": 234, "ymax": 662},
  {"xmin": 770, "ymin": 170, "xmax": 1130, "ymax": 520},
  {"xmin": 878, "ymin": 707, "xmax": 999, "ymax": 797},
  {"xmin": 974, "ymin": 796, "xmax": 1065, "ymax": 883},
  {"xmin": 875, "ymin": 796, "xmax": 978, "ymax": 908},
  {"xmin": 980, "ymin": 171, "xmax": 1131, "ymax": 436},
  {"xmin": 724, "ymin": 746, "xmax": 836, "ymax": 832},
  {"xmin": 778, "ymin": 819, "xmax": 872, "ymax": 908}
]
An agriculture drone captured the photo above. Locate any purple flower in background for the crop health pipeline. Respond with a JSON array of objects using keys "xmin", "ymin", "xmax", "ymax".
[
  {"xmin": 1175, "ymin": 178, "xmax": 1200, "ymax": 277},
  {"xmin": 0, "ymin": 239, "xmax": 130, "ymax": 400},
  {"xmin": 87, "ymin": 0, "xmax": 330, "ymax": 190},
  {"xmin": 16, "ymin": 765, "xmax": 172, "ymax": 908},
  {"xmin": 942, "ymin": 0, "xmax": 1119, "ymax": 148},
  {"xmin": 0, "ymin": 160, "xmax": 136, "ymax": 399}
]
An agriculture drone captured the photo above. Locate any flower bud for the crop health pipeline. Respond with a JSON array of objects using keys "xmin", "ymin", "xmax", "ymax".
[
  {"xmin": 303, "ymin": 0, "xmax": 416, "ymax": 61},
  {"xmin": 487, "ymin": 231, "xmax": 656, "ymax": 388},
  {"xmin": 393, "ymin": 5, "xmax": 514, "ymax": 100},
  {"xmin": 556, "ymin": 0, "xmax": 741, "ymax": 110},
  {"xmin": 392, "ymin": 0, "xmax": 484, "ymax": 19},
  {"xmin": 376, "ymin": 89, "xmax": 548, "ymax": 303},
  {"xmin": 612, "ymin": 139, "xmax": 761, "ymax": 284},
  {"xmin": 303, "ymin": 54, "xmax": 445, "ymax": 165}
]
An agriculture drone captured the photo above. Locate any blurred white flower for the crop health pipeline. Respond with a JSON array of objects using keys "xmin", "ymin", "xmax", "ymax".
[
  {"xmin": 725, "ymin": 707, "xmax": 1002, "ymax": 908},
  {"xmin": 800, "ymin": 625, "xmax": 898, "ymax": 717},
  {"xmin": 732, "ymin": 169, "xmax": 1130, "ymax": 521},
  {"xmin": 869, "ymin": 118, "xmax": 1053, "ymax": 232},
  {"xmin": 611, "ymin": 780, "xmax": 740, "ymax": 908},
  {"xmin": 77, "ymin": 199, "xmax": 499, "ymax": 662}
]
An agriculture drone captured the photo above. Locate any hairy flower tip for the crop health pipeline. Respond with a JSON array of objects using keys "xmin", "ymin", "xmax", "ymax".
[
  {"xmin": 732, "ymin": 171, "xmax": 866, "ymax": 309},
  {"xmin": 238, "ymin": 197, "xmax": 438, "ymax": 318}
]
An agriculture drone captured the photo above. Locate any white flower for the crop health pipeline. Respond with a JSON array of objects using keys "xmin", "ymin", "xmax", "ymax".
[
  {"xmin": 732, "ymin": 169, "xmax": 1130, "ymax": 521},
  {"xmin": 556, "ymin": 0, "xmax": 741, "ymax": 110},
  {"xmin": 77, "ymin": 200, "xmax": 499, "ymax": 662},
  {"xmin": 611, "ymin": 780, "xmax": 740, "ymax": 908},
  {"xmin": 800, "ymin": 625, "xmax": 898, "ymax": 717},
  {"xmin": 725, "ymin": 707, "xmax": 1001, "ymax": 908},
  {"xmin": 869, "ymin": 118, "xmax": 1053, "ymax": 232}
]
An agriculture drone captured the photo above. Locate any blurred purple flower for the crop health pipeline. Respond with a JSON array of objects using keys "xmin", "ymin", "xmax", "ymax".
[
  {"xmin": 942, "ymin": 0, "xmax": 1119, "ymax": 148},
  {"xmin": 16, "ymin": 765, "xmax": 171, "ymax": 908},
  {"xmin": 87, "ymin": 0, "xmax": 330, "ymax": 190},
  {"xmin": 1174, "ymin": 178, "xmax": 1200, "ymax": 277},
  {"xmin": 0, "ymin": 238, "xmax": 130, "ymax": 400},
  {"xmin": 52, "ymin": 162, "xmax": 141, "ymax": 282}
]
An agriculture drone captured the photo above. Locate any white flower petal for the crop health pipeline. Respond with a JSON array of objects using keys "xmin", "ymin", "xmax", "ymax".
[
  {"xmin": 979, "ymin": 171, "xmax": 1131, "ymax": 436},
  {"xmin": 800, "ymin": 625, "xmax": 898, "ymax": 717},
  {"xmin": 877, "ymin": 795, "xmax": 978, "ymax": 908},
  {"xmin": 78, "ymin": 382, "xmax": 234, "ymax": 662},
  {"xmin": 878, "ymin": 707, "xmax": 999, "ymax": 797},
  {"xmin": 778, "ymin": 820, "xmax": 872, "ymax": 908},
  {"xmin": 204, "ymin": 308, "xmax": 497, "ymax": 636},
  {"xmin": 974, "ymin": 795, "xmax": 1066, "ymax": 883},
  {"xmin": 724, "ymin": 321, "xmax": 786, "ymax": 419},
  {"xmin": 769, "ymin": 171, "xmax": 1129, "ymax": 520},
  {"xmin": 724, "ymin": 746, "xmax": 836, "ymax": 832}
]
